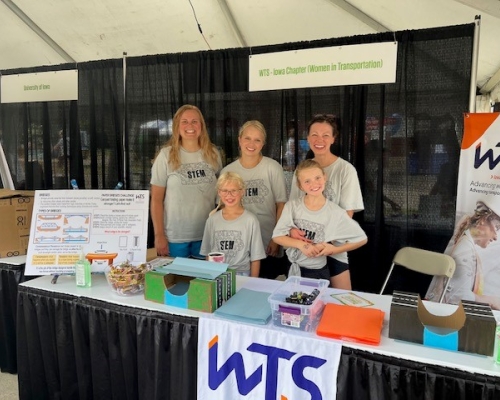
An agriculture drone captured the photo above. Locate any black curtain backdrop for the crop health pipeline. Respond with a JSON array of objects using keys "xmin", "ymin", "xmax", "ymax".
[{"xmin": 0, "ymin": 24, "xmax": 474, "ymax": 294}]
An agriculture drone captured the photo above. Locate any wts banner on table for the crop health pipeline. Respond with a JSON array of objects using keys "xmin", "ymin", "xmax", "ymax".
[
  {"xmin": 427, "ymin": 113, "xmax": 500, "ymax": 309},
  {"xmin": 198, "ymin": 317, "xmax": 342, "ymax": 400}
]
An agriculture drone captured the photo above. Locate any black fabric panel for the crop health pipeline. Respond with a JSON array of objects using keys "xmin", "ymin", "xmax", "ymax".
[
  {"xmin": 0, "ymin": 263, "xmax": 25, "ymax": 373},
  {"xmin": 337, "ymin": 347, "xmax": 500, "ymax": 400},
  {"xmin": 17, "ymin": 286, "xmax": 199, "ymax": 400}
]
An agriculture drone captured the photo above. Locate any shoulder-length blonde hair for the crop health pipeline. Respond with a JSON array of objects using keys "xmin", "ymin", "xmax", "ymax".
[{"xmin": 165, "ymin": 104, "xmax": 220, "ymax": 170}]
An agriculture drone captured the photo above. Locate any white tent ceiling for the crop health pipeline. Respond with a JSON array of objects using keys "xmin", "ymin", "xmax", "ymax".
[{"xmin": 1, "ymin": 0, "xmax": 500, "ymax": 97}]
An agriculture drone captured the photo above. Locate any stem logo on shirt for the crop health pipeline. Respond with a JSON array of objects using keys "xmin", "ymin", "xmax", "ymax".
[
  {"xmin": 215, "ymin": 230, "xmax": 244, "ymax": 264},
  {"xmin": 322, "ymin": 181, "xmax": 336, "ymax": 203},
  {"xmin": 178, "ymin": 162, "xmax": 216, "ymax": 185},
  {"xmin": 242, "ymin": 179, "xmax": 269, "ymax": 205},
  {"xmin": 295, "ymin": 219, "xmax": 325, "ymax": 242}
]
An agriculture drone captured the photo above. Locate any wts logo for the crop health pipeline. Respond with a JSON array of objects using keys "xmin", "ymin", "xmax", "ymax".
[
  {"xmin": 208, "ymin": 335, "xmax": 327, "ymax": 400},
  {"xmin": 474, "ymin": 142, "xmax": 500, "ymax": 170}
]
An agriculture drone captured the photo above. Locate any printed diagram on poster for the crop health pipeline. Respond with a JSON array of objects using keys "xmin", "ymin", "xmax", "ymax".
[{"xmin": 25, "ymin": 190, "xmax": 149, "ymax": 275}]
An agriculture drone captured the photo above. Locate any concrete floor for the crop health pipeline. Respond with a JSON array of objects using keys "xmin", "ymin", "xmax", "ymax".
[{"xmin": 0, "ymin": 372, "xmax": 18, "ymax": 400}]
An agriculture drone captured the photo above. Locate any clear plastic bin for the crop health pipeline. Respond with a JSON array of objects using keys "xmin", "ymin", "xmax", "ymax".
[{"xmin": 268, "ymin": 276, "xmax": 329, "ymax": 331}]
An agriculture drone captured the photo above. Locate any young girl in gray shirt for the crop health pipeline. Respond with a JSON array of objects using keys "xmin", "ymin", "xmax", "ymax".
[
  {"xmin": 201, "ymin": 172, "xmax": 266, "ymax": 277},
  {"xmin": 273, "ymin": 160, "xmax": 367, "ymax": 281}
]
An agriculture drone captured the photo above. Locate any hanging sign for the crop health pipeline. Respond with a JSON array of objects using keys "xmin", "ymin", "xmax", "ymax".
[
  {"xmin": 249, "ymin": 42, "xmax": 397, "ymax": 92},
  {"xmin": 1, "ymin": 69, "xmax": 78, "ymax": 103}
]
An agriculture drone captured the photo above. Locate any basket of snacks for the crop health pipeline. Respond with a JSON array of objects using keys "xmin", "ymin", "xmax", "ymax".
[{"xmin": 105, "ymin": 261, "xmax": 151, "ymax": 295}]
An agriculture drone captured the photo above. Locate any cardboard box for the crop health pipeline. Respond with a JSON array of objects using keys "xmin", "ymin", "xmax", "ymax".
[
  {"xmin": 0, "ymin": 189, "xmax": 35, "ymax": 258},
  {"xmin": 389, "ymin": 291, "xmax": 496, "ymax": 356},
  {"xmin": 144, "ymin": 267, "xmax": 236, "ymax": 313}
]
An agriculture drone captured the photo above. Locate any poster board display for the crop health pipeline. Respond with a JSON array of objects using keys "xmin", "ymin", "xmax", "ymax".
[{"xmin": 25, "ymin": 190, "xmax": 149, "ymax": 276}]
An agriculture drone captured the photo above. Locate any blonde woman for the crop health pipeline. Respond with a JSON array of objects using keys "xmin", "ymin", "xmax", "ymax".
[
  {"xmin": 220, "ymin": 120, "xmax": 288, "ymax": 279},
  {"xmin": 150, "ymin": 104, "xmax": 221, "ymax": 258},
  {"xmin": 426, "ymin": 200, "xmax": 500, "ymax": 309},
  {"xmin": 200, "ymin": 172, "xmax": 266, "ymax": 277}
]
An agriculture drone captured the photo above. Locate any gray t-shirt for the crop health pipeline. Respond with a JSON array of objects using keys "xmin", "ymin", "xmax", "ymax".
[
  {"xmin": 200, "ymin": 209, "xmax": 266, "ymax": 274},
  {"xmin": 221, "ymin": 157, "xmax": 287, "ymax": 248},
  {"xmin": 150, "ymin": 146, "xmax": 221, "ymax": 242},
  {"xmin": 273, "ymin": 198, "xmax": 367, "ymax": 270},
  {"xmin": 289, "ymin": 156, "xmax": 364, "ymax": 262}
]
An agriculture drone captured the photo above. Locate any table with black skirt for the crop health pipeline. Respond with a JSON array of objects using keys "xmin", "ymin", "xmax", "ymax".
[
  {"xmin": 16, "ymin": 275, "xmax": 500, "ymax": 400},
  {"xmin": 0, "ymin": 256, "xmax": 29, "ymax": 374}
]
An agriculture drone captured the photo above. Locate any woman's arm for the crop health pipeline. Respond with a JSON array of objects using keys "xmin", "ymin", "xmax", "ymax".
[
  {"xmin": 250, "ymin": 260, "xmax": 260, "ymax": 277},
  {"xmin": 150, "ymin": 184, "xmax": 169, "ymax": 256},
  {"xmin": 267, "ymin": 202, "xmax": 286, "ymax": 256}
]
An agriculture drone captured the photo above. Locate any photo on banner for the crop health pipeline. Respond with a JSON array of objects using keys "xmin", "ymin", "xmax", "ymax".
[
  {"xmin": 197, "ymin": 317, "xmax": 341, "ymax": 400},
  {"xmin": 426, "ymin": 113, "xmax": 500, "ymax": 310}
]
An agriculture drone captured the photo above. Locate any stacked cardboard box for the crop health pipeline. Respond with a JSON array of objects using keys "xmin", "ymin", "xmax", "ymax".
[
  {"xmin": 144, "ymin": 258, "xmax": 236, "ymax": 313},
  {"xmin": 389, "ymin": 291, "xmax": 496, "ymax": 356},
  {"xmin": 0, "ymin": 190, "xmax": 35, "ymax": 258}
]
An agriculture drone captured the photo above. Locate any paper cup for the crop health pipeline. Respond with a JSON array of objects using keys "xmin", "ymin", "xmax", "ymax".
[{"xmin": 208, "ymin": 252, "xmax": 225, "ymax": 263}]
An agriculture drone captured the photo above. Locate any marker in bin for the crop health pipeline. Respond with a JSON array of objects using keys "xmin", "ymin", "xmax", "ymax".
[{"xmin": 114, "ymin": 181, "xmax": 123, "ymax": 190}]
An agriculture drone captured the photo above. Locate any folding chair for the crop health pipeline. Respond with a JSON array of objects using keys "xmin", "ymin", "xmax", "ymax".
[{"xmin": 379, "ymin": 247, "xmax": 455, "ymax": 303}]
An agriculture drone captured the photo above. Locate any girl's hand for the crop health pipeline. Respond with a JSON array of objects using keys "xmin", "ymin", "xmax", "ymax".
[
  {"xmin": 290, "ymin": 227, "xmax": 313, "ymax": 243},
  {"xmin": 316, "ymin": 242, "xmax": 337, "ymax": 256},
  {"xmin": 300, "ymin": 242, "xmax": 321, "ymax": 257},
  {"xmin": 267, "ymin": 240, "xmax": 280, "ymax": 257}
]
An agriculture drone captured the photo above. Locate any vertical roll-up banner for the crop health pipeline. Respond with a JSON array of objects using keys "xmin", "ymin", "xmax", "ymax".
[{"xmin": 427, "ymin": 113, "xmax": 500, "ymax": 309}]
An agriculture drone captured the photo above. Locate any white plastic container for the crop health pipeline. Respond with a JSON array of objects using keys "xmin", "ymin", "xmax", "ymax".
[{"xmin": 268, "ymin": 276, "xmax": 329, "ymax": 331}]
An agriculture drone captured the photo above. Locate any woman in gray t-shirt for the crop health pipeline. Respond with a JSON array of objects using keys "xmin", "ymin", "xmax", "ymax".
[
  {"xmin": 151, "ymin": 105, "xmax": 221, "ymax": 258},
  {"xmin": 221, "ymin": 120, "xmax": 288, "ymax": 279}
]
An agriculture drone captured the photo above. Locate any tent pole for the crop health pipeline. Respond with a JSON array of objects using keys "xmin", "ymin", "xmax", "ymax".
[
  {"xmin": 122, "ymin": 52, "xmax": 127, "ymax": 188},
  {"xmin": 469, "ymin": 16, "xmax": 481, "ymax": 113}
]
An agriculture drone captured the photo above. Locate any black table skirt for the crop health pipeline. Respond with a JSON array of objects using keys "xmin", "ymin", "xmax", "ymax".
[
  {"xmin": 17, "ymin": 285, "xmax": 500, "ymax": 400},
  {"xmin": 0, "ymin": 262, "xmax": 27, "ymax": 373}
]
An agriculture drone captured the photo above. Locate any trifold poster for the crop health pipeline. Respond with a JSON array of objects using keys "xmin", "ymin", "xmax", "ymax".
[
  {"xmin": 426, "ymin": 113, "xmax": 500, "ymax": 310},
  {"xmin": 24, "ymin": 190, "xmax": 149, "ymax": 276}
]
